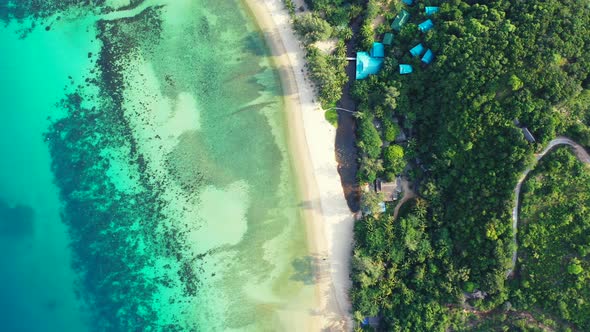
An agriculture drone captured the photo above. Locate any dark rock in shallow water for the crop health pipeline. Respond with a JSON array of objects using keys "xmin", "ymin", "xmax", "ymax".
[{"xmin": 0, "ymin": 199, "xmax": 35, "ymax": 237}]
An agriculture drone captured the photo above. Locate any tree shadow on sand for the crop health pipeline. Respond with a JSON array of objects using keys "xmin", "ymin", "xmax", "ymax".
[
  {"xmin": 290, "ymin": 256, "xmax": 315, "ymax": 285},
  {"xmin": 290, "ymin": 255, "xmax": 330, "ymax": 285}
]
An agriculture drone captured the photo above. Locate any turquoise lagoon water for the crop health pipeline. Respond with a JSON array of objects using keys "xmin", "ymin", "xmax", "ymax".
[{"xmin": 0, "ymin": 1, "xmax": 316, "ymax": 330}]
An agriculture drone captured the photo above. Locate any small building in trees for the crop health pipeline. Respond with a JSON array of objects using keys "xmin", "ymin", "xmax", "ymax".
[
  {"xmin": 356, "ymin": 52, "xmax": 381, "ymax": 79},
  {"xmin": 391, "ymin": 10, "xmax": 410, "ymax": 31},
  {"xmin": 361, "ymin": 317, "xmax": 370, "ymax": 327},
  {"xmin": 425, "ymin": 6, "xmax": 439, "ymax": 15},
  {"xmin": 395, "ymin": 128, "xmax": 407, "ymax": 143},
  {"xmin": 402, "ymin": 0, "xmax": 413, "ymax": 5},
  {"xmin": 521, "ymin": 127, "xmax": 536, "ymax": 143},
  {"xmin": 421, "ymin": 49, "xmax": 434, "ymax": 64},
  {"xmin": 356, "ymin": 43, "xmax": 385, "ymax": 80},
  {"xmin": 370, "ymin": 42, "xmax": 385, "ymax": 58},
  {"xmin": 410, "ymin": 43, "xmax": 425, "ymax": 57},
  {"xmin": 361, "ymin": 316, "xmax": 381, "ymax": 328},
  {"xmin": 383, "ymin": 33, "xmax": 394, "ymax": 46},
  {"xmin": 399, "ymin": 64, "xmax": 413, "ymax": 74},
  {"xmin": 376, "ymin": 177, "xmax": 402, "ymax": 201},
  {"xmin": 418, "ymin": 19, "xmax": 434, "ymax": 32}
]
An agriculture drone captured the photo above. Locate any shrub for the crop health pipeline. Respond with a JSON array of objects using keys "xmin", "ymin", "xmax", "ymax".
[
  {"xmin": 383, "ymin": 118, "xmax": 400, "ymax": 142},
  {"xmin": 293, "ymin": 13, "xmax": 333, "ymax": 44},
  {"xmin": 325, "ymin": 109, "xmax": 338, "ymax": 127},
  {"xmin": 383, "ymin": 144, "xmax": 406, "ymax": 175},
  {"xmin": 357, "ymin": 117, "xmax": 383, "ymax": 159}
]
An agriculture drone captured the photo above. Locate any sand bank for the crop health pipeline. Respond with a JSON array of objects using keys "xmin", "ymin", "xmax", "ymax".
[{"xmin": 241, "ymin": 0, "xmax": 355, "ymax": 330}]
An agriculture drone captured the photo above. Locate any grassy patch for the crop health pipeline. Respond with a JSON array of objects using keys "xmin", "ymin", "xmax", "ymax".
[{"xmin": 324, "ymin": 109, "xmax": 338, "ymax": 127}]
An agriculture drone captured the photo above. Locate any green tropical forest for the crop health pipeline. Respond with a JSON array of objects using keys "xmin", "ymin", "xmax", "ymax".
[
  {"xmin": 295, "ymin": 0, "xmax": 590, "ymax": 330},
  {"xmin": 512, "ymin": 147, "xmax": 590, "ymax": 331}
]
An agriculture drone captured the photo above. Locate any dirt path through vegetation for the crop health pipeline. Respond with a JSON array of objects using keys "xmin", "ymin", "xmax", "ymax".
[
  {"xmin": 508, "ymin": 137, "xmax": 590, "ymax": 277},
  {"xmin": 393, "ymin": 178, "xmax": 416, "ymax": 220}
]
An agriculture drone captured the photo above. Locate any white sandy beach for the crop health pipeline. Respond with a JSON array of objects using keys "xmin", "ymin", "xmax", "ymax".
[{"xmin": 242, "ymin": 0, "xmax": 355, "ymax": 330}]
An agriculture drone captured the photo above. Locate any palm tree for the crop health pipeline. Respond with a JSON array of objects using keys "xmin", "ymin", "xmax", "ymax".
[{"xmin": 359, "ymin": 156, "xmax": 384, "ymax": 183}]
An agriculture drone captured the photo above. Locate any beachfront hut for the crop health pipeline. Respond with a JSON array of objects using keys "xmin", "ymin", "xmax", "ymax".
[
  {"xmin": 383, "ymin": 33, "xmax": 394, "ymax": 46},
  {"xmin": 399, "ymin": 64, "xmax": 413, "ymax": 74},
  {"xmin": 402, "ymin": 0, "xmax": 413, "ymax": 5},
  {"xmin": 425, "ymin": 6, "xmax": 439, "ymax": 15},
  {"xmin": 421, "ymin": 49, "xmax": 434, "ymax": 64},
  {"xmin": 391, "ymin": 10, "xmax": 410, "ymax": 31},
  {"xmin": 410, "ymin": 43, "xmax": 425, "ymax": 57},
  {"xmin": 370, "ymin": 42, "xmax": 385, "ymax": 58},
  {"xmin": 419, "ymin": 19, "xmax": 434, "ymax": 32},
  {"xmin": 356, "ymin": 52, "xmax": 384, "ymax": 80}
]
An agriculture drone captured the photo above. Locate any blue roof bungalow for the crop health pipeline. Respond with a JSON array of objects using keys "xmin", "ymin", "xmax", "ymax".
[
  {"xmin": 356, "ymin": 52, "xmax": 382, "ymax": 79},
  {"xmin": 402, "ymin": 0, "xmax": 413, "ymax": 5},
  {"xmin": 409, "ymin": 43, "xmax": 425, "ymax": 57},
  {"xmin": 425, "ymin": 6, "xmax": 439, "ymax": 15},
  {"xmin": 370, "ymin": 42, "xmax": 385, "ymax": 58},
  {"xmin": 399, "ymin": 64, "xmax": 413, "ymax": 74},
  {"xmin": 418, "ymin": 19, "xmax": 434, "ymax": 32},
  {"xmin": 421, "ymin": 49, "xmax": 434, "ymax": 64},
  {"xmin": 356, "ymin": 43, "xmax": 385, "ymax": 80}
]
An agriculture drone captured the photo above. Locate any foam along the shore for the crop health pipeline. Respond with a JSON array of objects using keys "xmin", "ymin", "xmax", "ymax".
[{"xmin": 242, "ymin": 0, "xmax": 355, "ymax": 330}]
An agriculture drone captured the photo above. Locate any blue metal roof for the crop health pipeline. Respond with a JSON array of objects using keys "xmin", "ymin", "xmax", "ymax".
[
  {"xmin": 419, "ymin": 19, "xmax": 434, "ymax": 32},
  {"xmin": 402, "ymin": 0, "xmax": 413, "ymax": 5},
  {"xmin": 409, "ymin": 43, "xmax": 425, "ymax": 57},
  {"xmin": 421, "ymin": 49, "xmax": 434, "ymax": 64},
  {"xmin": 425, "ymin": 6, "xmax": 439, "ymax": 15},
  {"xmin": 356, "ymin": 52, "xmax": 384, "ymax": 80},
  {"xmin": 399, "ymin": 64, "xmax": 413, "ymax": 74},
  {"xmin": 371, "ymin": 42, "xmax": 385, "ymax": 58}
]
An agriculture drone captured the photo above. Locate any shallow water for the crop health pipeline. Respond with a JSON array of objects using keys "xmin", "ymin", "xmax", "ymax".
[{"xmin": 0, "ymin": 1, "xmax": 315, "ymax": 330}]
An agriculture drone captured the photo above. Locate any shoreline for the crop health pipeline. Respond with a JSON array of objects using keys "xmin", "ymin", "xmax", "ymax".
[{"xmin": 241, "ymin": 0, "xmax": 354, "ymax": 330}]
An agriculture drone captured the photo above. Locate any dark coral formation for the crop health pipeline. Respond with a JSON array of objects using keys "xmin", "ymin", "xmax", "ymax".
[
  {"xmin": 0, "ymin": 0, "xmax": 149, "ymax": 38},
  {"xmin": 0, "ymin": 0, "xmax": 100, "ymax": 22},
  {"xmin": 24, "ymin": 0, "xmax": 294, "ymax": 329},
  {"xmin": 43, "ymin": 8, "xmax": 203, "ymax": 331}
]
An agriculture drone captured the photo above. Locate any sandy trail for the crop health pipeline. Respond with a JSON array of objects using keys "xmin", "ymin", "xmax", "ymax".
[{"xmin": 392, "ymin": 177, "xmax": 416, "ymax": 220}]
